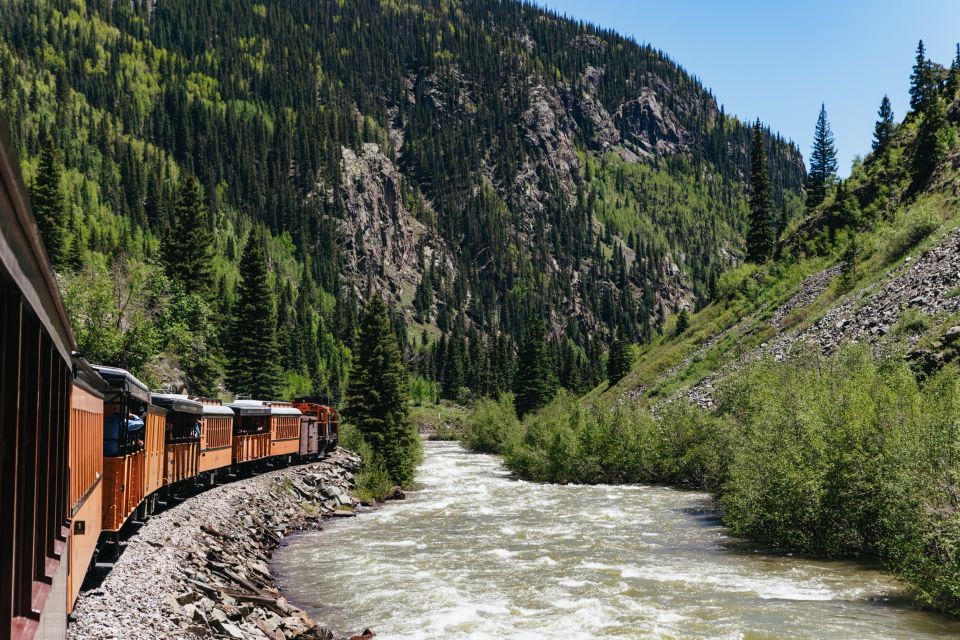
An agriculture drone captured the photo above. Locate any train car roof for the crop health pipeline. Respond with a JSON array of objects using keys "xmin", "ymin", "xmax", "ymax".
[
  {"xmin": 89, "ymin": 364, "xmax": 150, "ymax": 403},
  {"xmin": 230, "ymin": 399, "xmax": 302, "ymax": 417},
  {"xmin": 193, "ymin": 400, "xmax": 235, "ymax": 417},
  {"xmin": 227, "ymin": 399, "xmax": 272, "ymax": 416},
  {"xmin": 0, "ymin": 120, "xmax": 76, "ymax": 363},
  {"xmin": 151, "ymin": 393, "xmax": 203, "ymax": 415},
  {"xmin": 72, "ymin": 356, "xmax": 107, "ymax": 396}
]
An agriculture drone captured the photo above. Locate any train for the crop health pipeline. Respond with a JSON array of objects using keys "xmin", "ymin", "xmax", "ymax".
[{"xmin": 0, "ymin": 123, "xmax": 340, "ymax": 640}]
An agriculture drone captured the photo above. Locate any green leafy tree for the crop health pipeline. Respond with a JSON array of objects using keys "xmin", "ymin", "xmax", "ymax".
[
  {"xmin": 225, "ymin": 232, "xmax": 281, "ymax": 398},
  {"xmin": 30, "ymin": 138, "xmax": 67, "ymax": 270},
  {"xmin": 872, "ymin": 96, "xmax": 895, "ymax": 154},
  {"xmin": 606, "ymin": 333, "xmax": 635, "ymax": 384},
  {"xmin": 513, "ymin": 316, "xmax": 557, "ymax": 417},
  {"xmin": 746, "ymin": 120, "xmax": 775, "ymax": 262},
  {"xmin": 161, "ymin": 175, "xmax": 214, "ymax": 295},
  {"xmin": 805, "ymin": 104, "xmax": 838, "ymax": 211},
  {"xmin": 343, "ymin": 295, "xmax": 421, "ymax": 486}
]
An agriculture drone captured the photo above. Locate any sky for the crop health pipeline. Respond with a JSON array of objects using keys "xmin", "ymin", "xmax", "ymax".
[{"xmin": 538, "ymin": 0, "xmax": 960, "ymax": 176}]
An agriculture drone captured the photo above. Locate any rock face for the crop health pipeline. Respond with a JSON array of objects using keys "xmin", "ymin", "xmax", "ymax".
[
  {"xmin": 655, "ymin": 227, "xmax": 960, "ymax": 410},
  {"xmin": 68, "ymin": 449, "xmax": 373, "ymax": 640}
]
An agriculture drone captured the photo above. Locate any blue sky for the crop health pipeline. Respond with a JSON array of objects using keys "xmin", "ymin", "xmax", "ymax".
[{"xmin": 538, "ymin": 0, "xmax": 960, "ymax": 176}]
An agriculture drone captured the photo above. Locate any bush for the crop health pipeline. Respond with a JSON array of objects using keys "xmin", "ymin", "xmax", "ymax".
[
  {"xmin": 461, "ymin": 394, "xmax": 521, "ymax": 454},
  {"xmin": 882, "ymin": 210, "xmax": 938, "ymax": 264},
  {"xmin": 892, "ymin": 307, "xmax": 931, "ymax": 336},
  {"xmin": 340, "ymin": 422, "xmax": 396, "ymax": 502}
]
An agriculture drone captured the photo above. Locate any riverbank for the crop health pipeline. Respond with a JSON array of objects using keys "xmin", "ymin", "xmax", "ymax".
[
  {"xmin": 273, "ymin": 442, "xmax": 960, "ymax": 639},
  {"xmin": 68, "ymin": 448, "xmax": 375, "ymax": 640}
]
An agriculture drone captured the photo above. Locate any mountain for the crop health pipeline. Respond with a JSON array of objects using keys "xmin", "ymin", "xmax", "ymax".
[
  {"xmin": 469, "ymin": 45, "xmax": 960, "ymax": 613},
  {"xmin": 0, "ymin": 0, "xmax": 804, "ymax": 397}
]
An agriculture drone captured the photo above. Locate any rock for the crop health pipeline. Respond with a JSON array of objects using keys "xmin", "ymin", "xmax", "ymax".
[
  {"xmin": 945, "ymin": 326, "xmax": 960, "ymax": 343},
  {"xmin": 385, "ymin": 486, "xmax": 406, "ymax": 501},
  {"xmin": 217, "ymin": 621, "xmax": 246, "ymax": 639}
]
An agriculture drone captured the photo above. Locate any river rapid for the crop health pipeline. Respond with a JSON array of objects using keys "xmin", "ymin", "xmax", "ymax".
[{"xmin": 273, "ymin": 442, "xmax": 960, "ymax": 639}]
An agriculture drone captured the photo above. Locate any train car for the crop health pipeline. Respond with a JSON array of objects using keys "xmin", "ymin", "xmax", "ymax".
[
  {"xmin": 299, "ymin": 415, "xmax": 320, "ymax": 457},
  {"xmin": 66, "ymin": 359, "xmax": 106, "ymax": 615},
  {"xmin": 266, "ymin": 401, "xmax": 302, "ymax": 458},
  {"xmin": 293, "ymin": 400, "xmax": 340, "ymax": 451},
  {"xmin": 227, "ymin": 400, "xmax": 272, "ymax": 464},
  {"xmin": 150, "ymin": 394, "xmax": 202, "ymax": 487},
  {"xmin": 91, "ymin": 366, "xmax": 160, "ymax": 533},
  {"xmin": 0, "ymin": 120, "xmax": 75, "ymax": 640},
  {"xmin": 195, "ymin": 398, "xmax": 234, "ymax": 477}
]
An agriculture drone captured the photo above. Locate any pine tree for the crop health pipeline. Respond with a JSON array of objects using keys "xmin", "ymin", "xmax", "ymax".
[
  {"xmin": 606, "ymin": 333, "xmax": 634, "ymax": 384},
  {"xmin": 871, "ymin": 95, "xmax": 896, "ymax": 154},
  {"xmin": 162, "ymin": 175, "xmax": 214, "ymax": 294},
  {"xmin": 675, "ymin": 309, "xmax": 690, "ymax": 335},
  {"xmin": 343, "ymin": 295, "xmax": 421, "ymax": 486},
  {"xmin": 747, "ymin": 120, "xmax": 775, "ymax": 262},
  {"xmin": 909, "ymin": 40, "xmax": 937, "ymax": 113},
  {"xmin": 225, "ymin": 231, "xmax": 281, "ymax": 398},
  {"xmin": 805, "ymin": 105, "xmax": 838, "ymax": 211},
  {"xmin": 513, "ymin": 316, "xmax": 557, "ymax": 417},
  {"xmin": 30, "ymin": 138, "xmax": 67, "ymax": 270},
  {"xmin": 913, "ymin": 95, "xmax": 949, "ymax": 189},
  {"xmin": 946, "ymin": 43, "xmax": 960, "ymax": 99}
]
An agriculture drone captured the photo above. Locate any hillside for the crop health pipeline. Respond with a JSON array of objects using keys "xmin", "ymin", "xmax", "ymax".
[
  {"xmin": 0, "ymin": 0, "xmax": 804, "ymax": 398},
  {"xmin": 463, "ymin": 45, "xmax": 960, "ymax": 614}
]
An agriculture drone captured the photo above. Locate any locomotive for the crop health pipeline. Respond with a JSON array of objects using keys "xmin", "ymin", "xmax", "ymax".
[{"xmin": 0, "ymin": 123, "xmax": 339, "ymax": 640}]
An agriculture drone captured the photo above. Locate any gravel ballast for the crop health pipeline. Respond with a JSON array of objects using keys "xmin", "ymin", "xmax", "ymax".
[{"xmin": 68, "ymin": 448, "xmax": 376, "ymax": 640}]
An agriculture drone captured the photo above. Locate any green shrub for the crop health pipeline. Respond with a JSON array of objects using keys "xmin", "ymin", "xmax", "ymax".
[
  {"xmin": 892, "ymin": 307, "xmax": 931, "ymax": 336},
  {"xmin": 882, "ymin": 210, "xmax": 938, "ymax": 263},
  {"xmin": 461, "ymin": 394, "xmax": 521, "ymax": 454}
]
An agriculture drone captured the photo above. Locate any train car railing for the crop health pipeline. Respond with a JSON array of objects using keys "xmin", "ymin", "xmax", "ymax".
[
  {"xmin": 0, "ymin": 118, "xmax": 76, "ymax": 640},
  {"xmin": 67, "ymin": 359, "xmax": 106, "ymax": 614}
]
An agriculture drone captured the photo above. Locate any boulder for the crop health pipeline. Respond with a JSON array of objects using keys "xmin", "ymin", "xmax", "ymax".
[{"xmin": 945, "ymin": 325, "xmax": 960, "ymax": 343}]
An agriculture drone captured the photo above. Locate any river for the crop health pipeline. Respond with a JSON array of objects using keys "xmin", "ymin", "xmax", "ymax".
[{"xmin": 273, "ymin": 442, "xmax": 960, "ymax": 639}]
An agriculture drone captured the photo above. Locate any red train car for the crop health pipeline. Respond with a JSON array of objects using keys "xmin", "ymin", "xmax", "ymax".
[
  {"xmin": 293, "ymin": 400, "xmax": 340, "ymax": 450},
  {"xmin": 195, "ymin": 398, "xmax": 234, "ymax": 477},
  {"xmin": 227, "ymin": 400, "xmax": 272, "ymax": 464},
  {"xmin": 266, "ymin": 401, "xmax": 302, "ymax": 458},
  {"xmin": 0, "ymin": 120, "xmax": 75, "ymax": 640},
  {"xmin": 91, "ymin": 366, "xmax": 162, "ymax": 533},
  {"xmin": 150, "ymin": 394, "xmax": 202, "ymax": 487},
  {"xmin": 66, "ymin": 360, "xmax": 106, "ymax": 614}
]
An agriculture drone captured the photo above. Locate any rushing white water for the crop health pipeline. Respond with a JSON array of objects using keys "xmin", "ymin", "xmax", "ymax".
[{"xmin": 273, "ymin": 442, "xmax": 960, "ymax": 639}]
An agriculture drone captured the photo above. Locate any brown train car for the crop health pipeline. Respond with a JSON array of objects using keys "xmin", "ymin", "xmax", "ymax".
[
  {"xmin": 142, "ymin": 405, "xmax": 166, "ymax": 499},
  {"xmin": 266, "ymin": 402, "xmax": 302, "ymax": 458},
  {"xmin": 91, "ymin": 366, "xmax": 156, "ymax": 533},
  {"xmin": 0, "ymin": 120, "xmax": 75, "ymax": 639},
  {"xmin": 151, "ymin": 394, "xmax": 202, "ymax": 487},
  {"xmin": 194, "ymin": 398, "xmax": 234, "ymax": 475},
  {"xmin": 66, "ymin": 360, "xmax": 106, "ymax": 615},
  {"xmin": 227, "ymin": 401, "xmax": 271, "ymax": 464}
]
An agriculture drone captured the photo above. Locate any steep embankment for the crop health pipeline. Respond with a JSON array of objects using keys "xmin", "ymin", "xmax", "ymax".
[{"xmin": 69, "ymin": 449, "xmax": 373, "ymax": 640}]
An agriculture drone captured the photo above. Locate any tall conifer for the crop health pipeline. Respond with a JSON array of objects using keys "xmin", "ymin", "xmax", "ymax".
[
  {"xmin": 30, "ymin": 138, "xmax": 67, "ymax": 270},
  {"xmin": 343, "ymin": 295, "xmax": 421, "ymax": 486},
  {"xmin": 872, "ymin": 96, "xmax": 896, "ymax": 153},
  {"xmin": 747, "ymin": 120, "xmax": 775, "ymax": 262},
  {"xmin": 606, "ymin": 333, "xmax": 634, "ymax": 384},
  {"xmin": 162, "ymin": 175, "xmax": 214, "ymax": 295},
  {"xmin": 513, "ymin": 316, "xmax": 557, "ymax": 417},
  {"xmin": 909, "ymin": 40, "xmax": 938, "ymax": 113},
  {"xmin": 225, "ymin": 231, "xmax": 281, "ymax": 398},
  {"xmin": 805, "ymin": 105, "xmax": 838, "ymax": 211}
]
